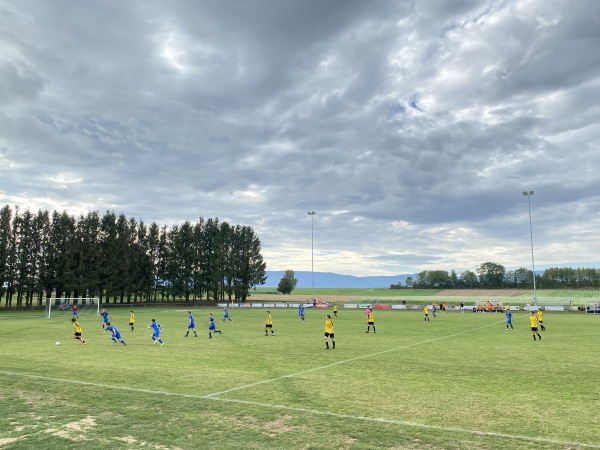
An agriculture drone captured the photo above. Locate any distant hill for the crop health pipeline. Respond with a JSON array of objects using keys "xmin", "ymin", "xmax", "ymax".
[{"xmin": 265, "ymin": 271, "xmax": 412, "ymax": 289}]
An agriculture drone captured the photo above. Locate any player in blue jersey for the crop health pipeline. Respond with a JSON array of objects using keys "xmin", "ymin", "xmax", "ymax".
[
  {"xmin": 185, "ymin": 311, "xmax": 197, "ymax": 337},
  {"xmin": 148, "ymin": 319, "xmax": 164, "ymax": 345},
  {"xmin": 208, "ymin": 313, "xmax": 222, "ymax": 338},
  {"xmin": 506, "ymin": 310, "xmax": 514, "ymax": 330},
  {"xmin": 100, "ymin": 309, "xmax": 112, "ymax": 332},
  {"xmin": 223, "ymin": 306, "xmax": 232, "ymax": 323},
  {"xmin": 298, "ymin": 304, "xmax": 305, "ymax": 322},
  {"xmin": 105, "ymin": 323, "xmax": 127, "ymax": 345},
  {"xmin": 431, "ymin": 303, "xmax": 437, "ymax": 318}
]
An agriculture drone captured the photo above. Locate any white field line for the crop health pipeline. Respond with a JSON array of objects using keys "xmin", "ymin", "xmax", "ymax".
[
  {"xmin": 0, "ymin": 369, "xmax": 597, "ymax": 449},
  {"xmin": 204, "ymin": 318, "xmax": 509, "ymax": 398}
]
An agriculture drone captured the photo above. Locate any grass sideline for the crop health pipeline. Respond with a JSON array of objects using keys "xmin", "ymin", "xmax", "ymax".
[{"xmin": 1, "ymin": 307, "xmax": 599, "ymax": 449}]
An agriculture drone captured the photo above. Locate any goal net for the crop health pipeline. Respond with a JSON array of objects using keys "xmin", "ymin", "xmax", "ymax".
[
  {"xmin": 44, "ymin": 298, "xmax": 100, "ymax": 319},
  {"xmin": 585, "ymin": 301, "xmax": 600, "ymax": 315}
]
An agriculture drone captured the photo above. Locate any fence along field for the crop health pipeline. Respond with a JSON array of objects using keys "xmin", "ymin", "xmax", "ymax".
[{"xmin": 1, "ymin": 304, "xmax": 599, "ymax": 449}]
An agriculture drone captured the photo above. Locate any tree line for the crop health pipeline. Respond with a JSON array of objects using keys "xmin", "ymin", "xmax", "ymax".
[
  {"xmin": 391, "ymin": 262, "xmax": 600, "ymax": 289},
  {"xmin": 0, "ymin": 205, "xmax": 267, "ymax": 307}
]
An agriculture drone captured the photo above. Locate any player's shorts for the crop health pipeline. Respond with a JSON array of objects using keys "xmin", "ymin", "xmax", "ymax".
[
  {"xmin": 129, "ymin": 322, "xmax": 134, "ymax": 326},
  {"xmin": 114, "ymin": 333, "xmax": 122, "ymax": 339},
  {"xmin": 209, "ymin": 324, "xmax": 216, "ymax": 331},
  {"xmin": 73, "ymin": 332, "xmax": 82, "ymax": 338},
  {"xmin": 530, "ymin": 327, "xmax": 538, "ymax": 332},
  {"xmin": 152, "ymin": 332, "xmax": 160, "ymax": 338},
  {"xmin": 224, "ymin": 314, "xmax": 229, "ymax": 319},
  {"xmin": 367, "ymin": 321, "xmax": 374, "ymax": 325},
  {"xmin": 424, "ymin": 313, "xmax": 429, "ymax": 316},
  {"xmin": 324, "ymin": 332, "xmax": 334, "ymax": 338},
  {"xmin": 188, "ymin": 323, "xmax": 195, "ymax": 329},
  {"xmin": 265, "ymin": 324, "xmax": 273, "ymax": 328}
]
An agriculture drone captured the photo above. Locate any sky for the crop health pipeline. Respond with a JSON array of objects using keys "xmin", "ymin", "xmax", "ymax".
[{"xmin": 1, "ymin": 0, "xmax": 599, "ymax": 277}]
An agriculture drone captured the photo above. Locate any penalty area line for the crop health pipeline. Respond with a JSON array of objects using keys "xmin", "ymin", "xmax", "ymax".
[{"xmin": 0, "ymin": 370, "xmax": 597, "ymax": 449}]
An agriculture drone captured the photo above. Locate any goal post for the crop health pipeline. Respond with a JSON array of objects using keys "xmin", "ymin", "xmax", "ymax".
[{"xmin": 44, "ymin": 298, "xmax": 100, "ymax": 319}]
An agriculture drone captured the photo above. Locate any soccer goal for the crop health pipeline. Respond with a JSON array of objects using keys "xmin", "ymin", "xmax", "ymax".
[
  {"xmin": 44, "ymin": 298, "xmax": 100, "ymax": 319},
  {"xmin": 475, "ymin": 300, "xmax": 503, "ymax": 312},
  {"xmin": 585, "ymin": 301, "xmax": 600, "ymax": 315}
]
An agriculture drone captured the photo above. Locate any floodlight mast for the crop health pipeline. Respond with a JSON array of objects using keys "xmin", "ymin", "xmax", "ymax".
[
  {"xmin": 308, "ymin": 211, "xmax": 316, "ymax": 302},
  {"xmin": 523, "ymin": 191, "xmax": 537, "ymax": 306}
]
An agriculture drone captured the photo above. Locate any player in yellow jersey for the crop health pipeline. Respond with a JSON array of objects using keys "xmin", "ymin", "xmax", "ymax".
[
  {"xmin": 537, "ymin": 309, "xmax": 545, "ymax": 331},
  {"xmin": 71, "ymin": 318, "xmax": 87, "ymax": 346},
  {"xmin": 529, "ymin": 311, "xmax": 541, "ymax": 341},
  {"xmin": 264, "ymin": 311, "xmax": 274, "ymax": 336},
  {"xmin": 333, "ymin": 303, "xmax": 338, "ymax": 318},
  {"xmin": 324, "ymin": 314, "xmax": 335, "ymax": 349},
  {"xmin": 366, "ymin": 310, "xmax": 376, "ymax": 333},
  {"xmin": 129, "ymin": 310, "xmax": 135, "ymax": 331},
  {"xmin": 423, "ymin": 305, "xmax": 430, "ymax": 322}
]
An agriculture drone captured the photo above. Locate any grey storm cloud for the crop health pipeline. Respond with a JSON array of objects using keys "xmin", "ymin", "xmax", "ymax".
[{"xmin": 0, "ymin": 0, "xmax": 599, "ymax": 276}]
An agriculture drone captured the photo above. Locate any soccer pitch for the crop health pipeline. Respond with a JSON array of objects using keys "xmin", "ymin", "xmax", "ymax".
[{"xmin": 1, "ymin": 307, "xmax": 599, "ymax": 449}]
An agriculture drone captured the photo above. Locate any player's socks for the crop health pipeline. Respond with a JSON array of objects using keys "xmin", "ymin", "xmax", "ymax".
[
  {"xmin": 332, "ymin": 342, "xmax": 335, "ymax": 349},
  {"xmin": 325, "ymin": 342, "xmax": 329, "ymax": 349},
  {"xmin": 538, "ymin": 333, "xmax": 541, "ymax": 340},
  {"xmin": 533, "ymin": 335, "xmax": 536, "ymax": 340}
]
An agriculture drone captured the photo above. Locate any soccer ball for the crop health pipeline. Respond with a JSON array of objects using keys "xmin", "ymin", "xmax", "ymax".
[{"xmin": 55, "ymin": 341, "xmax": 60, "ymax": 346}]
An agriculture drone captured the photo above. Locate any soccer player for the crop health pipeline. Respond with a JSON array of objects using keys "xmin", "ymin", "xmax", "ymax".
[
  {"xmin": 148, "ymin": 319, "xmax": 164, "ymax": 345},
  {"xmin": 324, "ymin": 314, "xmax": 335, "ymax": 349},
  {"xmin": 537, "ymin": 308, "xmax": 546, "ymax": 331},
  {"xmin": 529, "ymin": 311, "xmax": 541, "ymax": 341},
  {"xmin": 106, "ymin": 323, "xmax": 127, "ymax": 345},
  {"xmin": 460, "ymin": 302, "xmax": 465, "ymax": 313},
  {"xmin": 366, "ymin": 309, "xmax": 376, "ymax": 333},
  {"xmin": 129, "ymin": 310, "xmax": 135, "ymax": 331},
  {"xmin": 423, "ymin": 305, "xmax": 430, "ymax": 321},
  {"xmin": 208, "ymin": 313, "xmax": 222, "ymax": 338},
  {"xmin": 506, "ymin": 310, "xmax": 514, "ymax": 330},
  {"xmin": 431, "ymin": 303, "xmax": 437, "ymax": 318},
  {"xmin": 265, "ymin": 311, "xmax": 274, "ymax": 336},
  {"xmin": 71, "ymin": 318, "xmax": 87, "ymax": 346},
  {"xmin": 100, "ymin": 309, "xmax": 112, "ymax": 332},
  {"xmin": 72, "ymin": 305, "xmax": 79, "ymax": 319},
  {"xmin": 185, "ymin": 311, "xmax": 197, "ymax": 337},
  {"xmin": 223, "ymin": 306, "xmax": 232, "ymax": 323},
  {"xmin": 298, "ymin": 303, "xmax": 305, "ymax": 322},
  {"xmin": 333, "ymin": 303, "xmax": 338, "ymax": 318}
]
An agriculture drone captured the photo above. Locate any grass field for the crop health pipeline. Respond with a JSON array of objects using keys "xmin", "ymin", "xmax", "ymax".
[{"xmin": 1, "ymin": 306, "xmax": 599, "ymax": 449}]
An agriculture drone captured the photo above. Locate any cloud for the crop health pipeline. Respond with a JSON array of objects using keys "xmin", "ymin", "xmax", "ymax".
[{"xmin": 0, "ymin": 0, "xmax": 599, "ymax": 276}]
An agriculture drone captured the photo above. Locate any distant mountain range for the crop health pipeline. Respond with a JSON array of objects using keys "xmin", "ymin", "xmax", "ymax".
[
  {"xmin": 265, "ymin": 271, "xmax": 411, "ymax": 289},
  {"xmin": 265, "ymin": 264, "xmax": 600, "ymax": 289}
]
